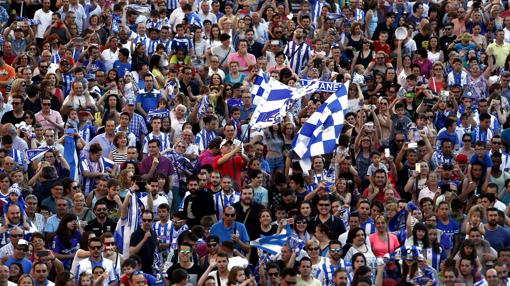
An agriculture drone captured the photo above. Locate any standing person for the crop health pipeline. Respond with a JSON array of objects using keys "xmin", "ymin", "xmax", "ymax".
[
  {"xmin": 212, "ymin": 139, "xmax": 248, "ymax": 190},
  {"xmin": 485, "ymin": 207, "xmax": 510, "ymax": 251},
  {"xmin": 209, "ymin": 206, "xmax": 251, "ymax": 253},
  {"xmin": 180, "ymin": 176, "xmax": 216, "ymax": 226},
  {"xmin": 129, "ymin": 210, "xmax": 158, "ymax": 275},
  {"xmin": 139, "ymin": 139, "xmax": 175, "ymax": 182},
  {"xmin": 76, "ymin": 237, "xmax": 116, "ymax": 286},
  {"xmin": 368, "ymin": 215, "xmax": 400, "ymax": 257},
  {"xmin": 283, "ymin": 26, "xmax": 310, "ymax": 75},
  {"xmin": 297, "ymin": 257, "xmax": 321, "ymax": 286}
]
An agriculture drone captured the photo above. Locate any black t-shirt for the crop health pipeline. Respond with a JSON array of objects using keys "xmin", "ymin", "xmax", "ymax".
[
  {"xmin": 84, "ymin": 218, "xmax": 117, "ymax": 238},
  {"xmin": 166, "ymin": 262, "xmax": 202, "ymax": 285},
  {"xmin": 129, "ymin": 228, "xmax": 158, "ymax": 275},
  {"xmin": 96, "ymin": 197, "xmax": 120, "ymax": 220},
  {"xmin": 1, "ymin": 111, "xmax": 24, "ymax": 125}
]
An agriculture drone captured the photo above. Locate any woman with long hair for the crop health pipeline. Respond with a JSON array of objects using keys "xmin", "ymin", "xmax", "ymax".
[
  {"xmin": 131, "ymin": 43, "xmax": 149, "ymax": 68},
  {"xmin": 96, "ymin": 92, "xmax": 122, "ymax": 126},
  {"xmin": 149, "ymin": 54, "xmax": 165, "ymax": 89},
  {"xmin": 71, "ymin": 193, "xmax": 95, "ymax": 227},
  {"xmin": 364, "ymin": 0, "xmax": 378, "ymax": 38},
  {"xmin": 299, "ymin": 201, "xmax": 313, "ymax": 221},
  {"xmin": 42, "ymin": 73, "xmax": 64, "ymax": 106},
  {"xmin": 424, "ymin": 224, "xmax": 446, "ymax": 271},
  {"xmin": 192, "ymin": 27, "xmax": 207, "ymax": 69},
  {"xmin": 405, "ymin": 222, "xmax": 429, "ymax": 249},
  {"xmin": 353, "ymin": 39, "xmax": 374, "ymax": 69},
  {"xmin": 52, "ymin": 213, "xmax": 82, "ymax": 269},
  {"xmin": 428, "ymin": 62, "xmax": 446, "ymax": 94},
  {"xmin": 70, "ymin": 231, "xmax": 96, "ymax": 275},
  {"xmin": 207, "ymin": 24, "xmax": 222, "ymax": 50},
  {"xmin": 342, "ymin": 227, "xmax": 376, "ymax": 268},
  {"xmin": 291, "ymin": 215, "xmax": 311, "ymax": 241},
  {"xmin": 396, "ymin": 41, "xmax": 413, "ymax": 87},
  {"xmin": 346, "ymin": 83, "xmax": 364, "ymax": 113},
  {"xmin": 264, "ymin": 124, "xmax": 285, "ymax": 173},
  {"xmin": 17, "ymin": 274, "xmax": 34, "ymax": 286},
  {"xmin": 427, "ymin": 36, "xmax": 444, "ymax": 63},
  {"xmin": 227, "ymin": 267, "xmax": 254, "ymax": 286},
  {"xmin": 368, "ymin": 215, "xmax": 400, "ymax": 257}
]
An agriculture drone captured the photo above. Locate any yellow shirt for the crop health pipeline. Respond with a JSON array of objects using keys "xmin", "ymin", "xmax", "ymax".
[
  {"xmin": 296, "ymin": 276, "xmax": 322, "ymax": 286},
  {"xmin": 487, "ymin": 42, "xmax": 510, "ymax": 68}
]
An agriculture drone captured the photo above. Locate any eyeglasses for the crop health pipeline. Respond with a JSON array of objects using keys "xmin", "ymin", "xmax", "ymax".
[
  {"xmin": 10, "ymin": 234, "xmax": 23, "ymax": 238},
  {"xmin": 268, "ymin": 272, "xmax": 279, "ymax": 277},
  {"xmin": 308, "ymin": 247, "xmax": 319, "ymax": 251},
  {"xmin": 104, "ymin": 242, "xmax": 116, "ymax": 246},
  {"xmin": 42, "ymin": 103, "xmax": 51, "ymax": 106},
  {"xmin": 207, "ymin": 243, "xmax": 217, "ymax": 247},
  {"xmin": 296, "ymin": 220, "xmax": 307, "ymax": 225},
  {"xmin": 330, "ymin": 248, "xmax": 342, "ymax": 253},
  {"xmin": 380, "ymin": 102, "xmax": 388, "ymax": 105},
  {"xmin": 142, "ymin": 219, "xmax": 153, "ymax": 222},
  {"xmin": 89, "ymin": 245, "xmax": 102, "ymax": 250},
  {"xmin": 224, "ymin": 213, "xmax": 236, "ymax": 217},
  {"xmin": 96, "ymin": 208, "xmax": 107, "ymax": 212}
]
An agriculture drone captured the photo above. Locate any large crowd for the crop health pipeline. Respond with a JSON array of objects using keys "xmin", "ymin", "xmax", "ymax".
[{"xmin": 3, "ymin": 0, "xmax": 510, "ymax": 285}]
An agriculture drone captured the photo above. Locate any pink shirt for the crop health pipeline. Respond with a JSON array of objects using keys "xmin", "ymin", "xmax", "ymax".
[
  {"xmin": 227, "ymin": 52, "xmax": 256, "ymax": 75},
  {"xmin": 35, "ymin": 110, "xmax": 64, "ymax": 133},
  {"xmin": 369, "ymin": 232, "xmax": 400, "ymax": 257}
]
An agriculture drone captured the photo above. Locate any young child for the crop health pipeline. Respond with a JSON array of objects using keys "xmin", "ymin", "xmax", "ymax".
[
  {"xmin": 152, "ymin": 204, "xmax": 172, "ymax": 259},
  {"xmin": 352, "ymin": 64, "xmax": 365, "ymax": 85},
  {"xmin": 366, "ymin": 151, "xmax": 388, "ymax": 184},
  {"xmin": 3, "ymin": 183, "xmax": 28, "ymax": 227}
]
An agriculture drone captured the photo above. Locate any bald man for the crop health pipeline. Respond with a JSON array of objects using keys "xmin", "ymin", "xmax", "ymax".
[
  {"xmin": 486, "ymin": 269, "xmax": 499, "ymax": 286},
  {"xmin": 0, "ymin": 265, "xmax": 14, "ymax": 286}
]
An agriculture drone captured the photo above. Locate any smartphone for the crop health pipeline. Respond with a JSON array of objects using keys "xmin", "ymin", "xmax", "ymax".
[
  {"xmin": 363, "ymin": 104, "xmax": 371, "ymax": 110},
  {"xmin": 408, "ymin": 142, "xmax": 418, "ymax": 149},
  {"xmin": 384, "ymin": 148, "xmax": 390, "ymax": 158},
  {"xmin": 416, "ymin": 163, "xmax": 421, "ymax": 173},
  {"xmin": 37, "ymin": 250, "xmax": 49, "ymax": 257}
]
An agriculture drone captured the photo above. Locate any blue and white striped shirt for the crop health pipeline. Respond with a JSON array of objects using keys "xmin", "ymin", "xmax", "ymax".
[
  {"xmin": 213, "ymin": 191, "xmax": 240, "ymax": 219},
  {"xmin": 143, "ymin": 132, "xmax": 171, "ymax": 154},
  {"xmin": 61, "ymin": 72, "xmax": 74, "ymax": 97},
  {"xmin": 316, "ymin": 260, "xmax": 346, "ymax": 285},
  {"xmin": 80, "ymin": 157, "xmax": 105, "ymax": 196},
  {"xmin": 195, "ymin": 129, "xmax": 217, "ymax": 152},
  {"xmin": 146, "ymin": 38, "xmax": 161, "ymax": 56},
  {"xmin": 283, "ymin": 41, "xmax": 310, "ymax": 74}
]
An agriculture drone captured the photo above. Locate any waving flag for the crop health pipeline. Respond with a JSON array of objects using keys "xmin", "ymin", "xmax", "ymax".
[
  {"xmin": 63, "ymin": 136, "xmax": 79, "ymax": 181},
  {"xmin": 25, "ymin": 147, "xmax": 52, "ymax": 162},
  {"xmin": 147, "ymin": 109, "xmax": 170, "ymax": 123},
  {"xmin": 197, "ymin": 95, "xmax": 210, "ymax": 117},
  {"xmin": 292, "ymin": 81, "xmax": 349, "ymax": 171},
  {"xmin": 249, "ymin": 74, "xmax": 319, "ymax": 129},
  {"xmin": 114, "ymin": 191, "xmax": 143, "ymax": 259},
  {"xmin": 250, "ymin": 233, "xmax": 290, "ymax": 255}
]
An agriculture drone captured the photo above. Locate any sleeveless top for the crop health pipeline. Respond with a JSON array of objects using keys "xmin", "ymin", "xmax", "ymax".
[
  {"xmin": 427, "ymin": 50, "xmax": 441, "ymax": 63},
  {"xmin": 355, "ymin": 50, "xmax": 373, "ymax": 68},
  {"xmin": 347, "ymin": 34, "xmax": 363, "ymax": 51}
]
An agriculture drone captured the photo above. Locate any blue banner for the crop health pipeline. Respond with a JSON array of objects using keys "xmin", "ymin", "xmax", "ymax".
[{"xmin": 299, "ymin": 79, "xmax": 342, "ymax": 93}]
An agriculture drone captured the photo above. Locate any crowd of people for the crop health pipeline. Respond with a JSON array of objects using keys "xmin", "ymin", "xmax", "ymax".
[{"xmin": 4, "ymin": 0, "xmax": 510, "ymax": 285}]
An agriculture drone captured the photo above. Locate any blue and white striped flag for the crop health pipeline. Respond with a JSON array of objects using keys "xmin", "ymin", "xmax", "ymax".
[
  {"xmin": 249, "ymin": 74, "xmax": 319, "ymax": 129},
  {"xmin": 250, "ymin": 233, "xmax": 290, "ymax": 255},
  {"xmin": 292, "ymin": 81, "xmax": 349, "ymax": 171},
  {"xmin": 25, "ymin": 147, "xmax": 52, "ymax": 162},
  {"xmin": 187, "ymin": 12, "xmax": 203, "ymax": 28},
  {"xmin": 63, "ymin": 136, "xmax": 79, "ymax": 181},
  {"xmin": 114, "ymin": 191, "xmax": 143, "ymax": 259},
  {"xmin": 197, "ymin": 95, "xmax": 210, "ymax": 117}
]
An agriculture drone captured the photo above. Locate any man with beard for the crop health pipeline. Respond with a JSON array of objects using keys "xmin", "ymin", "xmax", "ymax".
[
  {"xmin": 233, "ymin": 186, "xmax": 263, "ymax": 240},
  {"xmin": 213, "ymin": 176, "xmax": 240, "ymax": 220},
  {"xmin": 440, "ymin": 267, "xmax": 458, "ymax": 286},
  {"xmin": 331, "ymin": 268, "xmax": 348, "ymax": 286},
  {"xmin": 484, "ymin": 207, "xmax": 510, "ymax": 251},
  {"xmin": 180, "ymin": 176, "xmax": 215, "ymax": 226},
  {"xmin": 317, "ymin": 240, "xmax": 345, "ymax": 285},
  {"xmin": 283, "ymin": 26, "xmax": 310, "ymax": 76},
  {"xmin": 84, "ymin": 201, "xmax": 117, "ymax": 237},
  {"xmin": 129, "ymin": 210, "xmax": 158, "ymax": 275},
  {"xmin": 308, "ymin": 197, "xmax": 346, "ymax": 239},
  {"xmin": 208, "ymin": 171, "xmax": 222, "ymax": 194}
]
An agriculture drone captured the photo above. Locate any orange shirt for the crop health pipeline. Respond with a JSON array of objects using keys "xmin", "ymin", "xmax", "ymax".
[{"xmin": 0, "ymin": 64, "xmax": 15, "ymax": 102}]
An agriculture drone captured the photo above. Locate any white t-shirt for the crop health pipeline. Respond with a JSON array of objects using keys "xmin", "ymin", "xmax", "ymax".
[
  {"xmin": 208, "ymin": 271, "xmax": 228, "ymax": 286},
  {"xmin": 34, "ymin": 9, "xmax": 53, "ymax": 39}
]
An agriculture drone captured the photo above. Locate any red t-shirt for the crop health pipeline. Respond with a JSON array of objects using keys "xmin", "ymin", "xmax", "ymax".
[
  {"xmin": 373, "ymin": 41, "xmax": 391, "ymax": 57},
  {"xmin": 212, "ymin": 155, "xmax": 245, "ymax": 188}
]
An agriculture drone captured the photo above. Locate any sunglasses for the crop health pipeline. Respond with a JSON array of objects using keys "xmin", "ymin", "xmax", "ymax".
[
  {"xmin": 207, "ymin": 243, "xmax": 218, "ymax": 247},
  {"xmin": 142, "ymin": 219, "xmax": 153, "ymax": 222},
  {"xmin": 318, "ymin": 203, "xmax": 330, "ymax": 207},
  {"xmin": 42, "ymin": 103, "xmax": 51, "ymax": 106},
  {"xmin": 296, "ymin": 220, "xmax": 307, "ymax": 225},
  {"xmin": 308, "ymin": 247, "xmax": 319, "ymax": 251},
  {"xmin": 224, "ymin": 213, "xmax": 236, "ymax": 217},
  {"xmin": 90, "ymin": 245, "xmax": 102, "ymax": 250},
  {"xmin": 268, "ymin": 272, "xmax": 279, "ymax": 277},
  {"xmin": 330, "ymin": 248, "xmax": 342, "ymax": 253}
]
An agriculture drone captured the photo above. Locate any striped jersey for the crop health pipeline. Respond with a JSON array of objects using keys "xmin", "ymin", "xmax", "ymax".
[
  {"xmin": 143, "ymin": 132, "xmax": 171, "ymax": 154},
  {"xmin": 316, "ymin": 260, "xmax": 346, "ymax": 285},
  {"xmin": 283, "ymin": 41, "xmax": 310, "ymax": 74},
  {"xmin": 213, "ymin": 190, "xmax": 240, "ymax": 219},
  {"xmin": 195, "ymin": 129, "xmax": 217, "ymax": 152}
]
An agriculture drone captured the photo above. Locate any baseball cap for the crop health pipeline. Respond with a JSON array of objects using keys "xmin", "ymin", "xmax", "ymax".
[
  {"xmin": 17, "ymin": 239, "xmax": 29, "ymax": 247},
  {"xmin": 220, "ymin": 139, "xmax": 233, "ymax": 148},
  {"xmin": 456, "ymin": 154, "xmax": 468, "ymax": 164}
]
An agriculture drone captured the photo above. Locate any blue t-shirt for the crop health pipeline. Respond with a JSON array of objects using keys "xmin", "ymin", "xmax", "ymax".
[
  {"xmin": 436, "ymin": 218, "xmax": 459, "ymax": 250},
  {"xmin": 136, "ymin": 89, "xmax": 161, "ymax": 113},
  {"xmin": 170, "ymin": 36, "xmax": 192, "ymax": 55},
  {"xmin": 485, "ymin": 226, "xmax": 510, "ymax": 251},
  {"xmin": 112, "ymin": 60, "xmax": 132, "ymax": 78},
  {"xmin": 4, "ymin": 257, "xmax": 32, "ymax": 273},
  {"xmin": 82, "ymin": 59, "xmax": 106, "ymax": 74},
  {"xmin": 209, "ymin": 221, "xmax": 250, "ymax": 251},
  {"xmin": 436, "ymin": 129, "xmax": 460, "ymax": 149}
]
